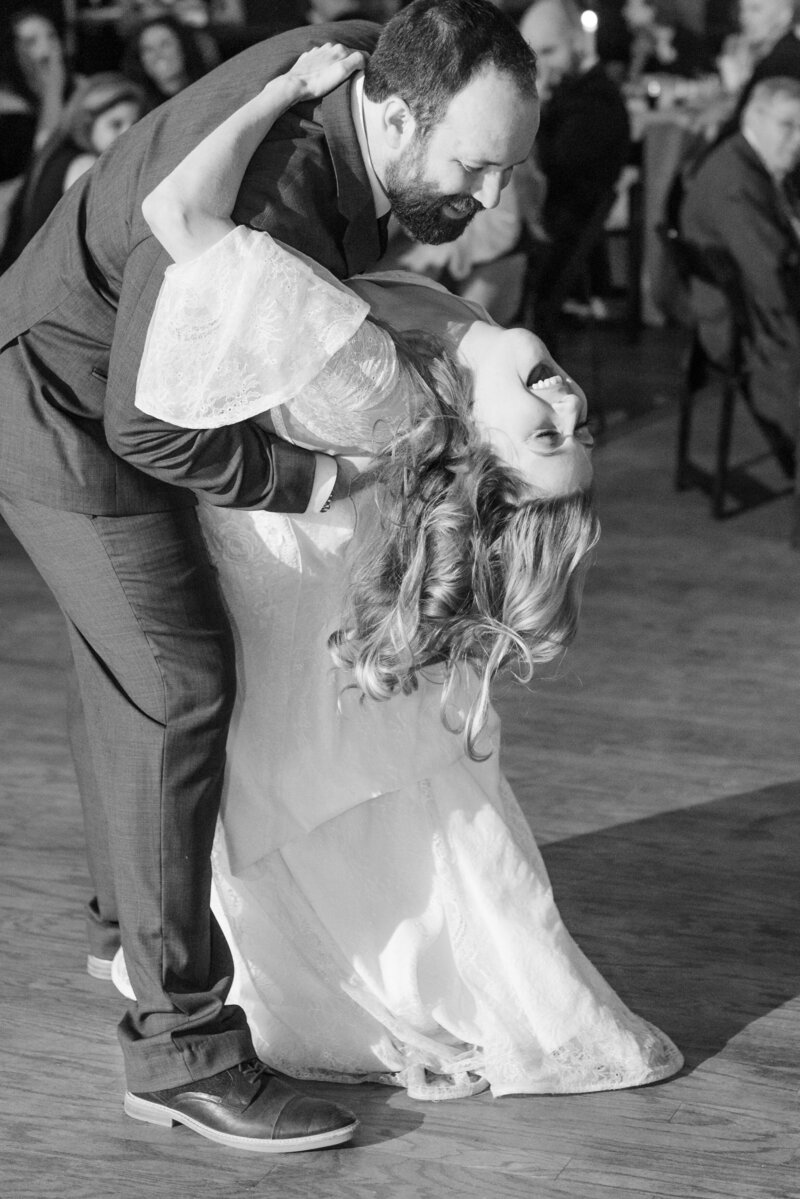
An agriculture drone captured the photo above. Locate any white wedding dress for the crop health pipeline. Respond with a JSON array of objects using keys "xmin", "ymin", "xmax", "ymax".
[{"xmin": 136, "ymin": 226, "xmax": 683, "ymax": 1101}]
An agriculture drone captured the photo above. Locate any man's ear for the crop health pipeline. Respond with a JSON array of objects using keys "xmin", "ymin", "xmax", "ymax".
[{"xmin": 381, "ymin": 95, "xmax": 416, "ymax": 150}]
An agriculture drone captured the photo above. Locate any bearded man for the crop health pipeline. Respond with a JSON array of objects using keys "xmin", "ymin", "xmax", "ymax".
[{"xmin": 0, "ymin": 0, "xmax": 538, "ymax": 1156}]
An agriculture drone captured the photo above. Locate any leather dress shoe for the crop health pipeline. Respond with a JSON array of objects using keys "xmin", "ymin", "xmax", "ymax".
[{"xmin": 124, "ymin": 1060, "xmax": 357, "ymax": 1153}]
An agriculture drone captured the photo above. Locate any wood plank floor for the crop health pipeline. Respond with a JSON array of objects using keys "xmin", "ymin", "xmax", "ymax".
[{"xmin": 1, "ymin": 362, "xmax": 799, "ymax": 1198}]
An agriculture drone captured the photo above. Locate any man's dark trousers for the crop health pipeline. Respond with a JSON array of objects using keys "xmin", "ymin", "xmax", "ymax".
[{"xmin": 0, "ymin": 19, "xmax": 383, "ymax": 1090}]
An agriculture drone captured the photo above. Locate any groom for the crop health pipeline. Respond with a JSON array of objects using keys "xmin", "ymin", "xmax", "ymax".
[{"xmin": 0, "ymin": 0, "xmax": 538, "ymax": 1152}]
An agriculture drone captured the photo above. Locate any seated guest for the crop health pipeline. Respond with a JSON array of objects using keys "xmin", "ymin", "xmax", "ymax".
[
  {"xmin": 0, "ymin": 6, "xmax": 79, "ymax": 181},
  {"xmin": 306, "ymin": 0, "xmax": 383, "ymax": 20},
  {"xmin": 118, "ymin": 0, "xmax": 215, "ymax": 34},
  {"xmin": 719, "ymin": 0, "xmax": 800, "ymax": 103},
  {"xmin": 117, "ymin": 0, "xmax": 222, "ymax": 68},
  {"xmin": 121, "ymin": 14, "xmax": 215, "ymax": 107},
  {"xmin": 0, "ymin": 73, "xmax": 147, "ymax": 271},
  {"xmin": 622, "ymin": 0, "xmax": 714, "ymax": 81},
  {"xmin": 680, "ymin": 76, "xmax": 800, "ymax": 446},
  {"xmin": 519, "ymin": 0, "xmax": 631, "ymax": 310}
]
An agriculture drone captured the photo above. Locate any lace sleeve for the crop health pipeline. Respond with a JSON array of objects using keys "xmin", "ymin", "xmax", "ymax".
[
  {"xmin": 134, "ymin": 225, "xmax": 370, "ymax": 429},
  {"xmin": 285, "ymin": 318, "xmax": 412, "ymax": 451}
]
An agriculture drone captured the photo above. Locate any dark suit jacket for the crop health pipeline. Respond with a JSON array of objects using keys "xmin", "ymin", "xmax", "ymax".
[
  {"xmin": 536, "ymin": 62, "xmax": 630, "ymax": 244},
  {"xmin": 680, "ymin": 131, "xmax": 800, "ymax": 429},
  {"xmin": 714, "ymin": 30, "xmax": 800, "ymax": 148},
  {"xmin": 0, "ymin": 20, "xmax": 382, "ymax": 516},
  {"xmin": 740, "ymin": 30, "xmax": 800, "ymax": 112}
]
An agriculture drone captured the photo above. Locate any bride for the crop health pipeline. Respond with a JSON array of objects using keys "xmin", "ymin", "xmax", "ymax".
[{"xmin": 128, "ymin": 44, "xmax": 682, "ymax": 1101}]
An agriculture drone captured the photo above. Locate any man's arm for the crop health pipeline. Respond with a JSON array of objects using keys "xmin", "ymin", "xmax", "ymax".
[
  {"xmin": 689, "ymin": 172, "xmax": 797, "ymax": 318},
  {"xmin": 104, "ymin": 39, "xmax": 375, "ymax": 511},
  {"xmin": 104, "ymin": 236, "xmax": 327, "ymax": 512}
]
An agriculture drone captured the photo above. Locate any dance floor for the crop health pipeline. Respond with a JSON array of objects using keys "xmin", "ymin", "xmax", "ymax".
[{"xmin": 1, "ymin": 330, "xmax": 799, "ymax": 1197}]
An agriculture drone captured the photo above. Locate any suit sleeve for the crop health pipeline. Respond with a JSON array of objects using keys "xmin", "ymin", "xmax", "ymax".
[
  {"xmin": 690, "ymin": 174, "xmax": 796, "ymax": 320},
  {"xmin": 104, "ymin": 236, "xmax": 317, "ymax": 511},
  {"xmin": 681, "ymin": 155, "xmax": 800, "ymax": 380},
  {"xmin": 102, "ymin": 20, "xmax": 380, "ymax": 512}
]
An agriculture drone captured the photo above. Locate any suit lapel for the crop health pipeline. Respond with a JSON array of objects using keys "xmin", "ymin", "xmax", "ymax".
[
  {"xmin": 321, "ymin": 80, "xmax": 381, "ymax": 276},
  {"xmin": 735, "ymin": 133, "xmax": 795, "ymax": 234}
]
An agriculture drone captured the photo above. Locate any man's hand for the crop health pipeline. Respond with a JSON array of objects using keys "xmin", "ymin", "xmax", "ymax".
[{"xmin": 30, "ymin": 49, "xmax": 67, "ymax": 103}]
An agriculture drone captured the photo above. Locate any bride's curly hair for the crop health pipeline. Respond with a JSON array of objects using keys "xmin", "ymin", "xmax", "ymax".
[{"xmin": 329, "ymin": 326, "xmax": 600, "ymax": 759}]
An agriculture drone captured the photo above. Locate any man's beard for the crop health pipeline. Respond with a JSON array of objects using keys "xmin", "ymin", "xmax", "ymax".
[{"xmin": 384, "ymin": 145, "xmax": 484, "ymax": 245}]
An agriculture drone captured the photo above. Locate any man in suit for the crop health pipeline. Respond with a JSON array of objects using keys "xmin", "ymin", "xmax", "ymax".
[
  {"xmin": 519, "ymin": 0, "xmax": 630, "ymax": 311},
  {"xmin": 0, "ymin": 0, "xmax": 538, "ymax": 1154},
  {"xmin": 681, "ymin": 75, "xmax": 800, "ymax": 444},
  {"xmin": 736, "ymin": 0, "xmax": 800, "ymax": 109}
]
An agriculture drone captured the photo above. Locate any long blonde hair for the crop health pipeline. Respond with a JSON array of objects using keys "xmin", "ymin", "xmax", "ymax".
[{"xmin": 330, "ymin": 327, "xmax": 600, "ymax": 759}]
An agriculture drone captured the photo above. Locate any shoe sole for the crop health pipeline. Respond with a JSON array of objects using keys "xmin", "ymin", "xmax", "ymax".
[
  {"xmin": 123, "ymin": 1092, "xmax": 358, "ymax": 1153},
  {"xmin": 87, "ymin": 955, "xmax": 114, "ymax": 981}
]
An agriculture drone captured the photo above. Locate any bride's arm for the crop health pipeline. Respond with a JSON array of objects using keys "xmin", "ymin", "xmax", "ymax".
[{"xmin": 141, "ymin": 44, "xmax": 365, "ymax": 264}]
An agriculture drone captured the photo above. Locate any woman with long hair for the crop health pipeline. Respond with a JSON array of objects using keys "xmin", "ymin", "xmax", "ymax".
[
  {"xmin": 121, "ymin": 43, "xmax": 682, "ymax": 1106},
  {"xmin": 0, "ymin": 6, "xmax": 78, "ymax": 165},
  {"xmin": 0, "ymin": 72, "xmax": 147, "ymax": 269},
  {"xmin": 121, "ymin": 13, "xmax": 212, "ymax": 107}
]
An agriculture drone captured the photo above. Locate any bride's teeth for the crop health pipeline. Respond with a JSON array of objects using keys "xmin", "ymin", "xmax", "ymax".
[{"xmin": 530, "ymin": 375, "xmax": 562, "ymax": 389}]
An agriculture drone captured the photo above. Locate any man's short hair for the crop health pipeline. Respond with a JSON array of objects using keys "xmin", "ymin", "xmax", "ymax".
[
  {"xmin": 748, "ymin": 75, "xmax": 800, "ymax": 110},
  {"xmin": 364, "ymin": 0, "xmax": 538, "ymax": 134}
]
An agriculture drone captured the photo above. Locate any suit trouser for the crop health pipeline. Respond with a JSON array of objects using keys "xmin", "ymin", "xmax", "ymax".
[{"xmin": 0, "ymin": 493, "xmax": 255, "ymax": 1091}]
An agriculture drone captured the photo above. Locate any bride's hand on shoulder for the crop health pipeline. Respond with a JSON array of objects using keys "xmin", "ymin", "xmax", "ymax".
[{"xmin": 283, "ymin": 43, "xmax": 367, "ymax": 103}]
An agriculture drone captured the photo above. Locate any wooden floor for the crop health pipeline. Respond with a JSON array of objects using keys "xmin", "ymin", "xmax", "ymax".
[{"xmin": 1, "ymin": 350, "xmax": 799, "ymax": 1197}]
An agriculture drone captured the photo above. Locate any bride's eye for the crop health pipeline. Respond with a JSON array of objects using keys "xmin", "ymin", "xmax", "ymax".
[{"xmin": 574, "ymin": 420, "xmax": 594, "ymax": 445}]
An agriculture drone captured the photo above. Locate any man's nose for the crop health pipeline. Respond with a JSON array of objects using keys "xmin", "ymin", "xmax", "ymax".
[{"xmin": 471, "ymin": 170, "xmax": 507, "ymax": 210}]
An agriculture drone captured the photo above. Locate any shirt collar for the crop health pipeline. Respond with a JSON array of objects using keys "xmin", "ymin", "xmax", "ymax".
[
  {"xmin": 350, "ymin": 71, "xmax": 391, "ymax": 218},
  {"xmin": 742, "ymin": 125, "xmax": 786, "ymax": 183}
]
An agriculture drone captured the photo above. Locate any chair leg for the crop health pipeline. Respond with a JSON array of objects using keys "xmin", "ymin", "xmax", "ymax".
[
  {"xmin": 675, "ymin": 343, "xmax": 701, "ymax": 491},
  {"xmin": 746, "ymin": 405, "xmax": 796, "ymax": 478},
  {"xmin": 712, "ymin": 375, "xmax": 736, "ymax": 518}
]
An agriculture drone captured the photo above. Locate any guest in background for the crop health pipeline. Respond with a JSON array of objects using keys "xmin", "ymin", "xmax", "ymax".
[
  {"xmin": 622, "ymin": 0, "xmax": 714, "ymax": 82},
  {"xmin": 118, "ymin": 0, "xmax": 216, "ymax": 34},
  {"xmin": 718, "ymin": 0, "xmax": 800, "ymax": 100},
  {"xmin": 0, "ymin": 6, "xmax": 79, "ymax": 180},
  {"xmin": 117, "ymin": 0, "xmax": 223, "ymax": 68},
  {"xmin": 520, "ymin": 0, "xmax": 630, "ymax": 314},
  {"xmin": 681, "ymin": 75, "xmax": 800, "ymax": 450},
  {"xmin": 0, "ymin": 73, "xmax": 148, "ymax": 272},
  {"xmin": 122, "ymin": 14, "xmax": 215, "ymax": 106},
  {"xmin": 739, "ymin": 0, "xmax": 800, "ymax": 99},
  {"xmin": 594, "ymin": 1, "xmax": 634, "ymax": 85},
  {"xmin": 306, "ymin": 0, "xmax": 382, "ymax": 20}
]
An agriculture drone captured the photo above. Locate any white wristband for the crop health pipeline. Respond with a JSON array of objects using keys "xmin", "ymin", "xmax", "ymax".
[{"xmin": 308, "ymin": 453, "xmax": 338, "ymax": 513}]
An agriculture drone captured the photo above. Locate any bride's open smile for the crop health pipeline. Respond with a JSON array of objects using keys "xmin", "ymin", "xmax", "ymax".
[{"xmin": 463, "ymin": 325, "xmax": 595, "ymax": 498}]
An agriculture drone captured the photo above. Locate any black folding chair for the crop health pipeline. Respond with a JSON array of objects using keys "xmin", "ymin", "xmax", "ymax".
[{"xmin": 657, "ymin": 224, "xmax": 796, "ymax": 520}]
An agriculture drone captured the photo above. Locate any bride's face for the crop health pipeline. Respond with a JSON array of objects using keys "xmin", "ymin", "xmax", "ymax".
[{"xmin": 468, "ymin": 327, "xmax": 594, "ymax": 497}]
